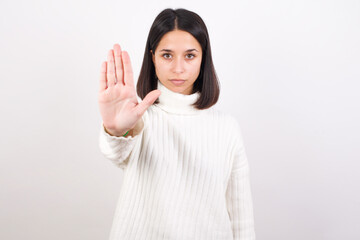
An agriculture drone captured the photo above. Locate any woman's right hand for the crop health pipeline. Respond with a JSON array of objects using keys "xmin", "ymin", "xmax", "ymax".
[{"xmin": 98, "ymin": 43, "xmax": 161, "ymax": 137}]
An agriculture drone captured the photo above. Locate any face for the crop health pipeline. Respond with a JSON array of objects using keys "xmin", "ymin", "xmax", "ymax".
[{"xmin": 151, "ymin": 30, "xmax": 203, "ymax": 95}]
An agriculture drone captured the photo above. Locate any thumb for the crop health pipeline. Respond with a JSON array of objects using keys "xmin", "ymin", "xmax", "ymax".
[{"xmin": 135, "ymin": 90, "xmax": 161, "ymax": 116}]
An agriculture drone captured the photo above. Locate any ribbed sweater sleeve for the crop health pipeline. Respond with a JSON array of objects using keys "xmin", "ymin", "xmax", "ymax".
[
  {"xmin": 98, "ymin": 121, "xmax": 144, "ymax": 169},
  {"xmin": 225, "ymin": 120, "xmax": 256, "ymax": 240}
]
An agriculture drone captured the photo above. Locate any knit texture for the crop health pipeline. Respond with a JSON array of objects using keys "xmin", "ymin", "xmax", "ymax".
[{"xmin": 99, "ymin": 80, "xmax": 256, "ymax": 240}]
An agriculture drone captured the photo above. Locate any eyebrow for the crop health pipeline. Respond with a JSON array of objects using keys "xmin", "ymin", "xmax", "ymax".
[{"xmin": 159, "ymin": 49, "xmax": 199, "ymax": 52}]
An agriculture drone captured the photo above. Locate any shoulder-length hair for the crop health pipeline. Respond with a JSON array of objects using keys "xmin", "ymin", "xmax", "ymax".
[{"xmin": 136, "ymin": 8, "xmax": 220, "ymax": 110}]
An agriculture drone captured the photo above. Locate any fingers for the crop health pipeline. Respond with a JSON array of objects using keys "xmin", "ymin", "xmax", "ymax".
[
  {"xmin": 113, "ymin": 44, "xmax": 124, "ymax": 86},
  {"xmin": 121, "ymin": 51, "xmax": 135, "ymax": 88},
  {"xmin": 135, "ymin": 90, "xmax": 161, "ymax": 116},
  {"xmin": 103, "ymin": 44, "xmax": 132, "ymax": 90},
  {"xmin": 99, "ymin": 61, "xmax": 107, "ymax": 91},
  {"xmin": 107, "ymin": 49, "xmax": 116, "ymax": 87}
]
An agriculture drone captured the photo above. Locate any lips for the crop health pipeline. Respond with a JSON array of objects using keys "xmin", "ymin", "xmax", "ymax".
[{"xmin": 170, "ymin": 79, "xmax": 186, "ymax": 86}]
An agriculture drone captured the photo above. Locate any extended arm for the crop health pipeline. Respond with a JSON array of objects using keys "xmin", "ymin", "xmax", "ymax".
[{"xmin": 98, "ymin": 117, "xmax": 145, "ymax": 169}]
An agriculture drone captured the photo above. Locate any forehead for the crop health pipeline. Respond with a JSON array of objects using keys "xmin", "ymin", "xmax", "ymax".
[{"xmin": 157, "ymin": 30, "xmax": 202, "ymax": 52}]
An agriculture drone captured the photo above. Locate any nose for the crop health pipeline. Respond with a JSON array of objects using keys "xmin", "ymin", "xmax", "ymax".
[{"xmin": 172, "ymin": 57, "xmax": 185, "ymax": 74}]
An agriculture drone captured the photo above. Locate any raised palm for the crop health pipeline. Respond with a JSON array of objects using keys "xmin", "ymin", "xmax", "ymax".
[{"xmin": 98, "ymin": 44, "xmax": 161, "ymax": 136}]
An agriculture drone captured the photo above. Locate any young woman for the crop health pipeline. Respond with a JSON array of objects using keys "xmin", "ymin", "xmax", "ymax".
[{"xmin": 98, "ymin": 8, "xmax": 256, "ymax": 240}]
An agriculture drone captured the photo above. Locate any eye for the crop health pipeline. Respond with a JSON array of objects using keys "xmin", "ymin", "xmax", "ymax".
[
  {"xmin": 162, "ymin": 53, "xmax": 172, "ymax": 59},
  {"xmin": 186, "ymin": 54, "xmax": 195, "ymax": 59}
]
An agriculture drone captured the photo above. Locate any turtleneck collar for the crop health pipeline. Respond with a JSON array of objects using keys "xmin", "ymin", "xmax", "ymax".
[{"xmin": 153, "ymin": 79, "xmax": 201, "ymax": 115}]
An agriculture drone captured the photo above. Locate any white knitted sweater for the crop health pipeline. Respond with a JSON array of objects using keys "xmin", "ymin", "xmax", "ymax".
[{"xmin": 99, "ymin": 80, "xmax": 256, "ymax": 240}]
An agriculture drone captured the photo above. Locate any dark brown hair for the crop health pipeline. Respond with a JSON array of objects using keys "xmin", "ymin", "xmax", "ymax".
[{"xmin": 136, "ymin": 8, "xmax": 220, "ymax": 110}]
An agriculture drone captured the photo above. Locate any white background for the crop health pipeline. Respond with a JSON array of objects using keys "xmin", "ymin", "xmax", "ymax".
[{"xmin": 1, "ymin": 0, "xmax": 359, "ymax": 239}]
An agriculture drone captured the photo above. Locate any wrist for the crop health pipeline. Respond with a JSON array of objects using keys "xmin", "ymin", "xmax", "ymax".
[{"xmin": 103, "ymin": 125, "xmax": 129, "ymax": 137}]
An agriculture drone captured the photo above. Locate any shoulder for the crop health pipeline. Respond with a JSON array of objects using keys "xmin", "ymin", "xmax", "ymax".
[
  {"xmin": 209, "ymin": 108, "xmax": 241, "ymax": 129},
  {"xmin": 211, "ymin": 109, "xmax": 244, "ymax": 147}
]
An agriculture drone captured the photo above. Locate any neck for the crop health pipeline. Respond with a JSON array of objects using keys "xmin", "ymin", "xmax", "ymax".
[{"xmin": 154, "ymin": 79, "xmax": 201, "ymax": 115}]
